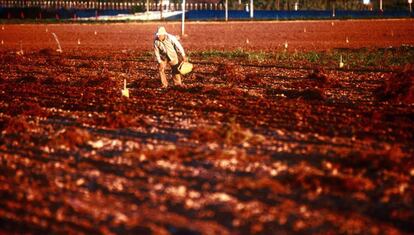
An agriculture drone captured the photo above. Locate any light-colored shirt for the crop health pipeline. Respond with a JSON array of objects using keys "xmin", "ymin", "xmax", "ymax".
[{"xmin": 154, "ymin": 33, "xmax": 185, "ymax": 64}]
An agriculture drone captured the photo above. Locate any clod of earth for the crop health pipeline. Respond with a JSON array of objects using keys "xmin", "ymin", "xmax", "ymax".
[{"xmin": 376, "ymin": 64, "xmax": 414, "ymax": 104}]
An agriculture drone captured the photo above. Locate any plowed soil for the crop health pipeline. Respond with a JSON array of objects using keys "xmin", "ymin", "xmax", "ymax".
[{"xmin": 0, "ymin": 20, "xmax": 414, "ymax": 234}]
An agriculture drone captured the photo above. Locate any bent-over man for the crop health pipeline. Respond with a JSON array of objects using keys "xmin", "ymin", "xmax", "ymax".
[{"xmin": 154, "ymin": 26, "xmax": 187, "ymax": 88}]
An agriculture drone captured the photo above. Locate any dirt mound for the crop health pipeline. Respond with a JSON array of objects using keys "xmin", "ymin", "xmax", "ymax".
[
  {"xmin": 244, "ymin": 73, "xmax": 261, "ymax": 86},
  {"xmin": 42, "ymin": 74, "xmax": 69, "ymax": 85},
  {"xmin": 376, "ymin": 64, "xmax": 414, "ymax": 104},
  {"xmin": 95, "ymin": 112, "xmax": 137, "ymax": 129},
  {"xmin": 38, "ymin": 48, "xmax": 58, "ymax": 56},
  {"xmin": 21, "ymin": 102, "xmax": 46, "ymax": 116},
  {"xmin": 51, "ymin": 126, "xmax": 92, "ymax": 148},
  {"xmin": 6, "ymin": 101, "xmax": 46, "ymax": 117},
  {"xmin": 216, "ymin": 63, "xmax": 245, "ymax": 82},
  {"xmin": 0, "ymin": 53, "xmax": 26, "ymax": 65},
  {"xmin": 130, "ymin": 76, "xmax": 159, "ymax": 89},
  {"xmin": 300, "ymin": 88, "xmax": 326, "ymax": 100},
  {"xmin": 1, "ymin": 116, "xmax": 33, "ymax": 142},
  {"xmin": 306, "ymin": 67, "xmax": 329, "ymax": 83},
  {"xmin": 280, "ymin": 88, "xmax": 326, "ymax": 101},
  {"xmin": 1, "ymin": 116, "xmax": 31, "ymax": 135},
  {"xmin": 85, "ymin": 76, "xmax": 117, "ymax": 87},
  {"xmin": 16, "ymin": 75, "xmax": 37, "ymax": 83},
  {"xmin": 191, "ymin": 120, "xmax": 265, "ymax": 146}
]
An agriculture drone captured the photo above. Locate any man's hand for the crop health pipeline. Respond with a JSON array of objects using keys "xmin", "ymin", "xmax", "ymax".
[
  {"xmin": 159, "ymin": 61, "xmax": 167, "ymax": 71},
  {"xmin": 182, "ymin": 55, "xmax": 188, "ymax": 62}
]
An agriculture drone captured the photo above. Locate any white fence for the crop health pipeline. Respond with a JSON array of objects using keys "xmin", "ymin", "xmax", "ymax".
[{"xmin": 0, "ymin": 0, "xmax": 224, "ymax": 10}]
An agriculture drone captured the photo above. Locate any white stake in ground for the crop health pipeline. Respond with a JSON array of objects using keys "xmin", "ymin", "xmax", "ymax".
[
  {"xmin": 122, "ymin": 79, "xmax": 129, "ymax": 98},
  {"xmin": 77, "ymin": 39, "xmax": 81, "ymax": 45},
  {"xmin": 339, "ymin": 55, "xmax": 344, "ymax": 68},
  {"xmin": 46, "ymin": 28, "xmax": 48, "ymax": 33},
  {"xmin": 346, "ymin": 37, "xmax": 349, "ymax": 44},
  {"xmin": 17, "ymin": 41, "xmax": 24, "ymax": 55},
  {"xmin": 284, "ymin": 41, "xmax": 288, "ymax": 49},
  {"xmin": 52, "ymin": 33, "xmax": 63, "ymax": 53}
]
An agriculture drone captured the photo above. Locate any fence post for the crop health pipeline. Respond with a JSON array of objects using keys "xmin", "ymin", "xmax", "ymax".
[
  {"xmin": 182, "ymin": 0, "xmax": 186, "ymax": 35},
  {"xmin": 225, "ymin": 0, "xmax": 228, "ymax": 21},
  {"xmin": 250, "ymin": 0, "xmax": 254, "ymax": 18}
]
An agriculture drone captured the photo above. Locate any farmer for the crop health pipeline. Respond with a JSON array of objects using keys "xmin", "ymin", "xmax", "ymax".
[{"xmin": 154, "ymin": 26, "xmax": 188, "ymax": 88}]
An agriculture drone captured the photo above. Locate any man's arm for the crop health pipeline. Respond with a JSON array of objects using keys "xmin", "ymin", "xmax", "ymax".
[
  {"xmin": 154, "ymin": 41, "xmax": 163, "ymax": 64},
  {"xmin": 169, "ymin": 35, "xmax": 186, "ymax": 59}
]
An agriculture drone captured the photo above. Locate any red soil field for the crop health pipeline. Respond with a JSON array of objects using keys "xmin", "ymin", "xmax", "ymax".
[
  {"xmin": 0, "ymin": 20, "xmax": 413, "ymax": 234},
  {"xmin": 0, "ymin": 19, "xmax": 414, "ymax": 52}
]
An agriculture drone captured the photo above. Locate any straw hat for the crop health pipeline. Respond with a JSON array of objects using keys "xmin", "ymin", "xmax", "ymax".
[{"xmin": 156, "ymin": 26, "xmax": 167, "ymax": 36}]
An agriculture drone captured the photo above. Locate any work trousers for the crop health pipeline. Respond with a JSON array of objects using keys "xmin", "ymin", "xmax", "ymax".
[{"xmin": 159, "ymin": 58, "xmax": 182, "ymax": 88}]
